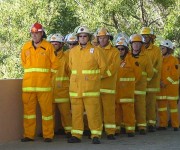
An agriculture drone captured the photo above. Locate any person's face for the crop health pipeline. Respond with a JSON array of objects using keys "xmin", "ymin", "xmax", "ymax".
[
  {"xmin": 31, "ymin": 31, "xmax": 43, "ymax": 43},
  {"xmin": 78, "ymin": 33, "xmax": 89, "ymax": 45},
  {"xmin": 160, "ymin": 46, "xmax": 168, "ymax": 55},
  {"xmin": 98, "ymin": 35, "xmax": 109, "ymax": 47},
  {"xmin": 117, "ymin": 45, "xmax": 126, "ymax": 57},
  {"xmin": 51, "ymin": 41, "xmax": 63, "ymax": 51},
  {"xmin": 142, "ymin": 34, "xmax": 151, "ymax": 44},
  {"xmin": 132, "ymin": 42, "xmax": 142, "ymax": 55},
  {"xmin": 68, "ymin": 41, "xmax": 78, "ymax": 49}
]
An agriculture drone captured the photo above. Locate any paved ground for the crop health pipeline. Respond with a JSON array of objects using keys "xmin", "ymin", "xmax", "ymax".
[{"xmin": 0, "ymin": 128, "xmax": 180, "ymax": 150}]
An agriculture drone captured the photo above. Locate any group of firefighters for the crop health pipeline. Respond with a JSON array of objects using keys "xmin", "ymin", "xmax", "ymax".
[{"xmin": 20, "ymin": 22, "xmax": 179, "ymax": 144}]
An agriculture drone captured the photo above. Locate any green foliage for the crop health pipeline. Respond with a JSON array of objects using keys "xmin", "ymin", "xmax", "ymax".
[{"xmin": 47, "ymin": 0, "xmax": 80, "ymax": 35}]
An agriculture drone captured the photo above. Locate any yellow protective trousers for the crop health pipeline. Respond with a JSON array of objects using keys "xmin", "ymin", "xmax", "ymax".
[
  {"xmin": 100, "ymin": 94, "xmax": 116, "ymax": 135},
  {"xmin": 134, "ymin": 94, "xmax": 147, "ymax": 130},
  {"xmin": 53, "ymin": 102, "xmax": 72, "ymax": 133},
  {"xmin": 71, "ymin": 97, "xmax": 102, "ymax": 139},
  {"xmin": 146, "ymin": 92, "xmax": 157, "ymax": 126},
  {"xmin": 22, "ymin": 92, "xmax": 54, "ymax": 139},
  {"xmin": 157, "ymin": 100, "xmax": 179, "ymax": 128},
  {"xmin": 115, "ymin": 103, "xmax": 135, "ymax": 133}
]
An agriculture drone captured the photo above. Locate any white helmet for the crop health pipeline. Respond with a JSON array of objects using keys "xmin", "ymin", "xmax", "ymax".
[
  {"xmin": 160, "ymin": 39, "xmax": 173, "ymax": 49},
  {"xmin": 116, "ymin": 39, "xmax": 128, "ymax": 47},
  {"xmin": 116, "ymin": 36, "xmax": 129, "ymax": 44},
  {"xmin": 50, "ymin": 33, "xmax": 64, "ymax": 43},
  {"xmin": 114, "ymin": 32, "xmax": 130, "ymax": 45},
  {"xmin": 66, "ymin": 33, "xmax": 78, "ymax": 42},
  {"xmin": 75, "ymin": 25, "xmax": 92, "ymax": 35}
]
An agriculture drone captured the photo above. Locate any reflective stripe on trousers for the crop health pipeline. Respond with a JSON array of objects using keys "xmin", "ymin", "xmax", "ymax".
[{"xmin": 23, "ymin": 87, "xmax": 52, "ymax": 92}]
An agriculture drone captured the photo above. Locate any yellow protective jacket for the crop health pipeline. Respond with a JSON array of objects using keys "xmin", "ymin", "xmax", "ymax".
[
  {"xmin": 21, "ymin": 39, "xmax": 59, "ymax": 92},
  {"xmin": 132, "ymin": 50, "xmax": 154, "ymax": 95},
  {"xmin": 98, "ymin": 43, "xmax": 120, "ymax": 94},
  {"xmin": 116, "ymin": 53, "xmax": 141, "ymax": 103},
  {"xmin": 53, "ymin": 50, "xmax": 70, "ymax": 103},
  {"xmin": 69, "ymin": 42, "xmax": 107, "ymax": 98},
  {"xmin": 157, "ymin": 55, "xmax": 179, "ymax": 99},
  {"xmin": 64, "ymin": 49, "xmax": 70, "ymax": 58},
  {"xmin": 143, "ymin": 43, "xmax": 162, "ymax": 92}
]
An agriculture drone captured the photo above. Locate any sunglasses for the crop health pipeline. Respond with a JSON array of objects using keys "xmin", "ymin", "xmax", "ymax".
[
  {"xmin": 68, "ymin": 42, "xmax": 78, "ymax": 45},
  {"xmin": 160, "ymin": 47, "xmax": 166, "ymax": 50},
  {"xmin": 142, "ymin": 35, "xmax": 150, "ymax": 38},
  {"xmin": 118, "ymin": 48, "xmax": 125, "ymax": 51},
  {"xmin": 79, "ymin": 35, "xmax": 88, "ymax": 38}
]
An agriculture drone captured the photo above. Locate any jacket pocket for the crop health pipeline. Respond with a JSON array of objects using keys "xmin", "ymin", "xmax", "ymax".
[{"xmin": 83, "ymin": 75, "xmax": 100, "ymax": 92}]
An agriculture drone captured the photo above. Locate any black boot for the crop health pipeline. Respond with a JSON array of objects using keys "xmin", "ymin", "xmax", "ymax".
[
  {"xmin": 44, "ymin": 138, "xmax": 52, "ymax": 142},
  {"xmin": 21, "ymin": 137, "xmax": 34, "ymax": 142},
  {"xmin": 127, "ymin": 133, "xmax": 135, "ymax": 137},
  {"xmin": 67, "ymin": 136, "xmax": 81, "ymax": 143},
  {"xmin": 92, "ymin": 137, "xmax": 101, "ymax": 144},
  {"xmin": 148, "ymin": 125, "xmax": 156, "ymax": 132}
]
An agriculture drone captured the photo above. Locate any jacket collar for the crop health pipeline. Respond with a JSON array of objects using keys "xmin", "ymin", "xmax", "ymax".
[{"xmin": 77, "ymin": 42, "xmax": 92, "ymax": 50}]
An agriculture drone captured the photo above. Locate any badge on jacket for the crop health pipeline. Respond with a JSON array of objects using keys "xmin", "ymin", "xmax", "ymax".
[
  {"xmin": 25, "ymin": 50, "xmax": 30, "ymax": 56},
  {"xmin": 120, "ymin": 62, "xmax": 126, "ymax": 67},
  {"xmin": 90, "ymin": 48, "xmax": 94, "ymax": 53}
]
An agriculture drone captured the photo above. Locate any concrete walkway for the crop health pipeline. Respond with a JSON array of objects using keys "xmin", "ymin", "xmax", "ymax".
[{"xmin": 0, "ymin": 128, "xmax": 180, "ymax": 150}]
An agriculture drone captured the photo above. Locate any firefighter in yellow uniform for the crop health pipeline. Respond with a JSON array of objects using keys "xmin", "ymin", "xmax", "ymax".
[
  {"xmin": 115, "ymin": 38, "xmax": 141, "ymax": 137},
  {"xmin": 21, "ymin": 22, "xmax": 59, "ymax": 142},
  {"xmin": 50, "ymin": 33, "xmax": 72, "ymax": 138},
  {"xmin": 67, "ymin": 25, "xmax": 107, "ymax": 144},
  {"xmin": 156, "ymin": 40, "xmax": 179, "ymax": 131},
  {"xmin": 140, "ymin": 27, "xmax": 162, "ymax": 132},
  {"xmin": 65, "ymin": 33, "xmax": 90, "ymax": 136},
  {"xmin": 97, "ymin": 27, "xmax": 120, "ymax": 140},
  {"xmin": 130, "ymin": 34, "xmax": 154, "ymax": 135}
]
